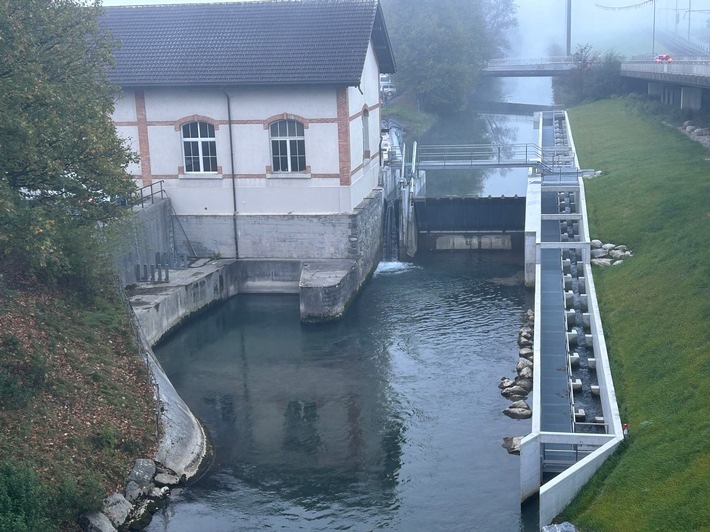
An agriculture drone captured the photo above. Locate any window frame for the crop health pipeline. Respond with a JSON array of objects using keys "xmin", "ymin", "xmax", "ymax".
[
  {"xmin": 181, "ymin": 121, "xmax": 218, "ymax": 174},
  {"xmin": 269, "ymin": 119, "xmax": 307, "ymax": 174}
]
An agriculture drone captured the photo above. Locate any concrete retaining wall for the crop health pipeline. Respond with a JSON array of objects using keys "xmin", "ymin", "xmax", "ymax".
[
  {"xmin": 129, "ymin": 260, "xmax": 240, "ymax": 346},
  {"xmin": 539, "ymin": 437, "xmax": 620, "ymax": 527}
]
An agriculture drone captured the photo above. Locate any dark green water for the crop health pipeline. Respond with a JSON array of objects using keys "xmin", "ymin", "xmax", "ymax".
[{"xmin": 149, "ymin": 252, "xmax": 533, "ymax": 531}]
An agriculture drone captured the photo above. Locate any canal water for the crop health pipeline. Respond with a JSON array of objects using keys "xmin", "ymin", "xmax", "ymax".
[
  {"xmin": 148, "ymin": 95, "xmax": 553, "ymax": 530},
  {"xmin": 150, "ymin": 252, "xmax": 533, "ymax": 531}
]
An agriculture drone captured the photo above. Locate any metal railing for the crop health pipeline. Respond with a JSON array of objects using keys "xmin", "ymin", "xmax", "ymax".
[
  {"xmin": 487, "ymin": 56, "xmax": 573, "ymax": 67},
  {"xmin": 415, "ymin": 143, "xmax": 575, "ymax": 174},
  {"xmin": 130, "ymin": 180, "xmax": 166, "ymax": 208}
]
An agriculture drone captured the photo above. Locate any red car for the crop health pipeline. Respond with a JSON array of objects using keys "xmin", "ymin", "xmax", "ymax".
[{"xmin": 655, "ymin": 54, "xmax": 672, "ymax": 63}]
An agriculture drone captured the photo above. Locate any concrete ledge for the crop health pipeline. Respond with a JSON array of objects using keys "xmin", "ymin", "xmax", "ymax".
[
  {"xmin": 299, "ymin": 259, "xmax": 357, "ymax": 323},
  {"xmin": 128, "ymin": 259, "xmax": 239, "ymax": 346}
]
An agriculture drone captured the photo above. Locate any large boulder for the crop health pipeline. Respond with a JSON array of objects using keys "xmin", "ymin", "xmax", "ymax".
[
  {"xmin": 103, "ymin": 493, "xmax": 133, "ymax": 529},
  {"xmin": 503, "ymin": 407, "xmax": 532, "ymax": 419},
  {"xmin": 543, "ymin": 523, "xmax": 578, "ymax": 532},
  {"xmin": 80, "ymin": 512, "xmax": 117, "ymax": 532},
  {"xmin": 515, "ymin": 378, "xmax": 533, "ymax": 392},
  {"xmin": 517, "ymin": 337, "xmax": 533, "ymax": 348},
  {"xmin": 502, "ymin": 436, "xmax": 522, "ymax": 454},
  {"xmin": 591, "ymin": 258, "xmax": 613, "ymax": 267},
  {"xmin": 498, "ymin": 377, "xmax": 516, "ymax": 390},
  {"xmin": 516, "ymin": 358, "xmax": 533, "ymax": 372},
  {"xmin": 519, "ymin": 347, "xmax": 534, "ymax": 361},
  {"xmin": 518, "ymin": 367, "xmax": 533, "ymax": 380},
  {"xmin": 127, "ymin": 459, "xmax": 156, "ymax": 489},
  {"xmin": 501, "ymin": 385, "xmax": 528, "ymax": 399}
]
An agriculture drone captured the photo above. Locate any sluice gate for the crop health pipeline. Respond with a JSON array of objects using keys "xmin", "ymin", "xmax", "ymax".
[{"xmin": 414, "ymin": 196, "xmax": 525, "ymax": 251}]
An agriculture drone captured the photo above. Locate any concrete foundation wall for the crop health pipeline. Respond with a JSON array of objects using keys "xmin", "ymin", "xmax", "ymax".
[
  {"xmin": 116, "ymin": 199, "xmax": 174, "ymax": 289},
  {"xmin": 174, "ymin": 214, "xmax": 236, "ymax": 258},
  {"xmin": 175, "ymin": 188, "xmax": 384, "ymax": 269}
]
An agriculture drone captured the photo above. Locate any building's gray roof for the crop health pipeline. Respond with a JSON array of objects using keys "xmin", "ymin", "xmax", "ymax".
[{"xmin": 101, "ymin": 0, "xmax": 396, "ymax": 88}]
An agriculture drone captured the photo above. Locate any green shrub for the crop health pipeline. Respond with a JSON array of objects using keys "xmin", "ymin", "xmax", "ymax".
[
  {"xmin": 51, "ymin": 473, "xmax": 103, "ymax": 524},
  {"xmin": 0, "ymin": 461, "xmax": 51, "ymax": 532}
]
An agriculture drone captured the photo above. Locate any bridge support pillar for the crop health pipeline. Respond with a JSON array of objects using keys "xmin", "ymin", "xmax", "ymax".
[
  {"xmin": 681, "ymin": 86, "xmax": 702, "ymax": 111},
  {"xmin": 647, "ymin": 81, "xmax": 663, "ymax": 99},
  {"xmin": 648, "ymin": 82, "xmax": 678, "ymax": 105}
]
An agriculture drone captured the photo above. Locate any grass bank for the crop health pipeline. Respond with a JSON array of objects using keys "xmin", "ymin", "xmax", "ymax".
[
  {"xmin": 0, "ymin": 274, "xmax": 157, "ymax": 531},
  {"xmin": 562, "ymin": 98, "xmax": 710, "ymax": 530}
]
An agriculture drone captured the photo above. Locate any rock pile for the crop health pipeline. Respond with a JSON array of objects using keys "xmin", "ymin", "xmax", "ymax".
[
  {"xmin": 679, "ymin": 120, "xmax": 710, "ymax": 150},
  {"xmin": 81, "ymin": 459, "xmax": 182, "ymax": 532},
  {"xmin": 590, "ymin": 240, "xmax": 633, "ymax": 267},
  {"xmin": 500, "ymin": 309, "xmax": 534, "ymax": 422}
]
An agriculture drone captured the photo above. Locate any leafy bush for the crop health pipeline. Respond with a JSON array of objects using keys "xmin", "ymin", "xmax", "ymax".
[
  {"xmin": 52, "ymin": 473, "xmax": 103, "ymax": 524},
  {"xmin": 552, "ymin": 44, "xmax": 625, "ymax": 106},
  {"xmin": 0, "ymin": 461, "xmax": 51, "ymax": 532}
]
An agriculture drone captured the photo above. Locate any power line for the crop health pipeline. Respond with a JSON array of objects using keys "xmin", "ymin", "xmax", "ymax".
[{"xmin": 595, "ymin": 0, "xmax": 653, "ymax": 11}]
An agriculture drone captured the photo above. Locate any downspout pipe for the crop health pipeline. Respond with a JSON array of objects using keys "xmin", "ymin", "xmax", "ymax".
[{"xmin": 224, "ymin": 89, "xmax": 239, "ymax": 258}]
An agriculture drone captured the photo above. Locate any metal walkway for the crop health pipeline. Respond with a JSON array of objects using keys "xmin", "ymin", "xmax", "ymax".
[
  {"xmin": 415, "ymin": 143, "xmax": 573, "ymax": 172},
  {"xmin": 539, "ymin": 111, "xmax": 577, "ymax": 455}
]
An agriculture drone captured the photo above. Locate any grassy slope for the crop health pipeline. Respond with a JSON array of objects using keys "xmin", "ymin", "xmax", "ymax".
[
  {"xmin": 562, "ymin": 99, "xmax": 710, "ymax": 530},
  {"xmin": 0, "ymin": 276, "xmax": 157, "ymax": 530}
]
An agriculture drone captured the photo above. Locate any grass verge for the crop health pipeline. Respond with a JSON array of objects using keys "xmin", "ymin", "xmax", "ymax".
[
  {"xmin": 0, "ymin": 274, "xmax": 157, "ymax": 531},
  {"xmin": 560, "ymin": 97, "xmax": 710, "ymax": 530}
]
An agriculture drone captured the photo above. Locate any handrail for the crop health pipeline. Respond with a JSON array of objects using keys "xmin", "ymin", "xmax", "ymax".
[
  {"xmin": 131, "ymin": 180, "xmax": 166, "ymax": 208},
  {"xmin": 487, "ymin": 56, "xmax": 573, "ymax": 66},
  {"xmin": 414, "ymin": 143, "xmax": 575, "ymax": 176}
]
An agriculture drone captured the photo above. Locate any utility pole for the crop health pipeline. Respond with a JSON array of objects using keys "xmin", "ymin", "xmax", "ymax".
[
  {"xmin": 688, "ymin": 0, "xmax": 692, "ymax": 40},
  {"xmin": 566, "ymin": 0, "xmax": 572, "ymax": 56},
  {"xmin": 651, "ymin": 0, "xmax": 656, "ymax": 57}
]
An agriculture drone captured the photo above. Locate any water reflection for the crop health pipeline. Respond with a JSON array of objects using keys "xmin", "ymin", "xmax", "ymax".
[{"xmin": 415, "ymin": 110, "xmax": 535, "ymax": 198}]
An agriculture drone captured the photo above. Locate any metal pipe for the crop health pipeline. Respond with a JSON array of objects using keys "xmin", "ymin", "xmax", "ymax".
[{"xmin": 223, "ymin": 89, "xmax": 239, "ymax": 259}]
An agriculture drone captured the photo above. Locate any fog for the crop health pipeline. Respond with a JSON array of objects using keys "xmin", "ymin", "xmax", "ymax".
[{"xmin": 512, "ymin": 0, "xmax": 710, "ymax": 60}]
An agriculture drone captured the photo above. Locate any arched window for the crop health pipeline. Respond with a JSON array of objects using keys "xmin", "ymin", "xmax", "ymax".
[
  {"xmin": 270, "ymin": 119, "xmax": 306, "ymax": 172},
  {"xmin": 182, "ymin": 121, "xmax": 217, "ymax": 173},
  {"xmin": 362, "ymin": 108, "xmax": 370, "ymax": 159}
]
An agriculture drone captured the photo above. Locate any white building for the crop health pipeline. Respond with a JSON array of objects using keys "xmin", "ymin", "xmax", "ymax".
[{"xmin": 102, "ymin": 0, "xmax": 396, "ymax": 263}]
